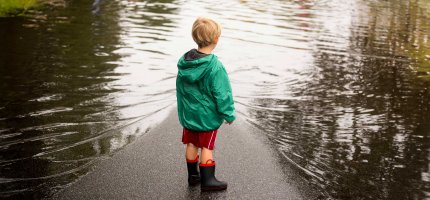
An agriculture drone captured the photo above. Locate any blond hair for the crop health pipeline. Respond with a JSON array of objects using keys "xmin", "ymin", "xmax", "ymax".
[{"xmin": 192, "ymin": 17, "xmax": 221, "ymax": 48}]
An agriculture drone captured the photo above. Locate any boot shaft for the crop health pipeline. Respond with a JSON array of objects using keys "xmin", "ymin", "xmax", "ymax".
[
  {"xmin": 186, "ymin": 155, "xmax": 199, "ymax": 175},
  {"xmin": 187, "ymin": 161, "xmax": 200, "ymax": 186},
  {"xmin": 187, "ymin": 162, "xmax": 199, "ymax": 175},
  {"xmin": 199, "ymin": 164, "xmax": 216, "ymax": 182}
]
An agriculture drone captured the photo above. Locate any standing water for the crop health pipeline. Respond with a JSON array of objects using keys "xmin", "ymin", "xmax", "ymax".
[{"xmin": 0, "ymin": 0, "xmax": 429, "ymax": 199}]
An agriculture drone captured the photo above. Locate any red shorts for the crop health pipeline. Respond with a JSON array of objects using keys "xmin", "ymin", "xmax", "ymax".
[{"xmin": 182, "ymin": 128, "xmax": 218, "ymax": 150}]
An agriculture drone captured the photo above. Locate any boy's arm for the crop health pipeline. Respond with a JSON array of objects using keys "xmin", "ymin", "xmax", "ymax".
[{"xmin": 211, "ymin": 67, "xmax": 236, "ymax": 123}]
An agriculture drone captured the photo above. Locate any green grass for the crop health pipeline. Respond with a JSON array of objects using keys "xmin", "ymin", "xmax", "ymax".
[{"xmin": 0, "ymin": 0, "xmax": 37, "ymax": 16}]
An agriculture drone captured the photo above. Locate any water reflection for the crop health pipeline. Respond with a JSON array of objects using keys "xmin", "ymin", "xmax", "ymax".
[
  {"xmin": 243, "ymin": 0, "xmax": 430, "ymax": 199},
  {"xmin": 0, "ymin": 0, "xmax": 178, "ymax": 198},
  {"xmin": 0, "ymin": 1, "xmax": 121, "ymax": 198}
]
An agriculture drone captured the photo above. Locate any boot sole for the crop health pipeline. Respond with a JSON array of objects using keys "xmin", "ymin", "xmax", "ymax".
[{"xmin": 201, "ymin": 185, "xmax": 227, "ymax": 192}]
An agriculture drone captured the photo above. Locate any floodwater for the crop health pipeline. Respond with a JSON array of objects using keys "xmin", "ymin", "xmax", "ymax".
[{"xmin": 1, "ymin": 0, "xmax": 429, "ymax": 199}]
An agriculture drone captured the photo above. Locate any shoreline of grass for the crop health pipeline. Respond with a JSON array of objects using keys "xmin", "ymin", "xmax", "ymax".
[{"xmin": 0, "ymin": 0, "xmax": 37, "ymax": 17}]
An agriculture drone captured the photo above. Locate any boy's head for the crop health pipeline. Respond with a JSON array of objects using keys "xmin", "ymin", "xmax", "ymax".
[{"xmin": 192, "ymin": 17, "xmax": 221, "ymax": 48}]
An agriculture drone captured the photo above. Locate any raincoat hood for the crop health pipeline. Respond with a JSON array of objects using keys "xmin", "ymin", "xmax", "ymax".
[{"xmin": 177, "ymin": 54, "xmax": 215, "ymax": 83}]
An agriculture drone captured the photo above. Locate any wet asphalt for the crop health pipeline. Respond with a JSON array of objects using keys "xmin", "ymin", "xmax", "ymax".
[{"xmin": 55, "ymin": 108, "xmax": 316, "ymax": 199}]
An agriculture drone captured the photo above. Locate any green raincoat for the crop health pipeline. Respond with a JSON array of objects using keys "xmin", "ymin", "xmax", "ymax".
[{"xmin": 176, "ymin": 53, "xmax": 235, "ymax": 131}]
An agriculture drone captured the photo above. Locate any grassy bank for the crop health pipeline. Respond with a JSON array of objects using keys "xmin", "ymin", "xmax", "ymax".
[{"xmin": 0, "ymin": 0, "xmax": 37, "ymax": 16}]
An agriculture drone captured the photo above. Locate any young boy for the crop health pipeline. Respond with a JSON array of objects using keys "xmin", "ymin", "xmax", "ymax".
[{"xmin": 176, "ymin": 17, "xmax": 236, "ymax": 191}]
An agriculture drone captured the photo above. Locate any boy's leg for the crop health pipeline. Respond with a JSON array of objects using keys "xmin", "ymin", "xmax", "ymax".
[
  {"xmin": 201, "ymin": 147, "xmax": 213, "ymax": 164},
  {"xmin": 186, "ymin": 143, "xmax": 199, "ymax": 160}
]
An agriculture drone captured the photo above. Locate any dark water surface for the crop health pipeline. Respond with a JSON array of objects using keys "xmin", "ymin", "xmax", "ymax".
[{"xmin": 1, "ymin": 0, "xmax": 430, "ymax": 199}]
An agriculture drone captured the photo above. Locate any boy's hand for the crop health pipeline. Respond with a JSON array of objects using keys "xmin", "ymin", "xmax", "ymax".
[{"xmin": 225, "ymin": 121, "xmax": 234, "ymax": 125}]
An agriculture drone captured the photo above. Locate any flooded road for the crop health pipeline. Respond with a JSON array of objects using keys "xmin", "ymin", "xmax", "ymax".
[{"xmin": 0, "ymin": 0, "xmax": 429, "ymax": 199}]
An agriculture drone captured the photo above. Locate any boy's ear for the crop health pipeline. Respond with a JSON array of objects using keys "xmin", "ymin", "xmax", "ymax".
[{"xmin": 213, "ymin": 36, "xmax": 219, "ymax": 44}]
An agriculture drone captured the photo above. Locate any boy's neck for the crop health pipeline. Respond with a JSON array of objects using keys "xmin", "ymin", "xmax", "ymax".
[{"xmin": 198, "ymin": 44, "xmax": 216, "ymax": 54}]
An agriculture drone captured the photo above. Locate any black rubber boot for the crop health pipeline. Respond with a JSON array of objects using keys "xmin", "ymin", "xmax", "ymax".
[
  {"xmin": 187, "ymin": 156, "xmax": 200, "ymax": 186},
  {"xmin": 199, "ymin": 161, "xmax": 227, "ymax": 191}
]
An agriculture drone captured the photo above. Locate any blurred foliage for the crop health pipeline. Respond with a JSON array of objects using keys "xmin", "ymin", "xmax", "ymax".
[
  {"xmin": 407, "ymin": 0, "xmax": 430, "ymax": 80},
  {"xmin": 368, "ymin": 0, "xmax": 430, "ymax": 80},
  {"xmin": 0, "ymin": 0, "xmax": 37, "ymax": 17}
]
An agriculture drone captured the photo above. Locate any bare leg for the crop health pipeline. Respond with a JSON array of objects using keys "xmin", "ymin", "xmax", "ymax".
[
  {"xmin": 201, "ymin": 147, "xmax": 213, "ymax": 164},
  {"xmin": 186, "ymin": 143, "xmax": 199, "ymax": 160}
]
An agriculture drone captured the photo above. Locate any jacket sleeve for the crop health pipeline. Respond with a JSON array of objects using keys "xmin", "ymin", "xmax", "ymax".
[{"xmin": 211, "ymin": 66, "xmax": 236, "ymax": 122}]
